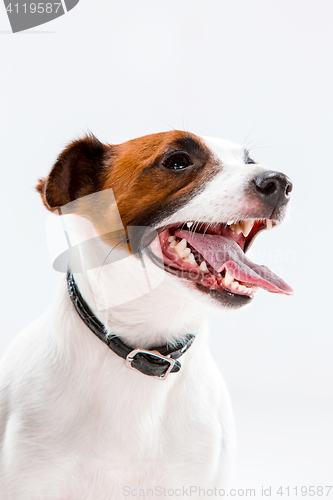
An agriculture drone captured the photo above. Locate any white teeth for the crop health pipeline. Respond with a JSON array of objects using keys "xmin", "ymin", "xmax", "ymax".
[
  {"xmin": 266, "ymin": 219, "xmax": 273, "ymax": 230},
  {"xmin": 175, "ymin": 238, "xmax": 187, "ymax": 257},
  {"xmin": 167, "ymin": 231, "xmax": 257, "ymax": 292},
  {"xmin": 179, "ymin": 239, "xmax": 187, "ymax": 250},
  {"xmin": 199, "ymin": 261, "xmax": 208, "ymax": 272},
  {"xmin": 169, "ymin": 237, "xmax": 198, "ymax": 267},
  {"xmin": 242, "ymin": 219, "xmax": 254, "ymax": 237},
  {"xmin": 182, "ymin": 248, "xmax": 191, "ymax": 258},
  {"xmin": 230, "ymin": 219, "xmax": 254, "ymax": 237},
  {"xmin": 186, "ymin": 222, "xmax": 193, "ymax": 228},
  {"xmin": 221, "ymin": 272, "xmax": 255, "ymax": 295},
  {"xmin": 230, "ymin": 223, "xmax": 242, "ymax": 234},
  {"xmin": 184, "ymin": 253, "xmax": 196, "ymax": 265},
  {"xmin": 223, "ymin": 270, "xmax": 234, "ymax": 286}
]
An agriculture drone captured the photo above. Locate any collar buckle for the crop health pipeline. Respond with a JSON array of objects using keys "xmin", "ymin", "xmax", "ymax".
[{"xmin": 126, "ymin": 348, "xmax": 176, "ymax": 380}]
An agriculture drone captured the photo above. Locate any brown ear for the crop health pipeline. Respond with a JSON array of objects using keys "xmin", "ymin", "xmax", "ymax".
[{"xmin": 36, "ymin": 135, "xmax": 108, "ymax": 211}]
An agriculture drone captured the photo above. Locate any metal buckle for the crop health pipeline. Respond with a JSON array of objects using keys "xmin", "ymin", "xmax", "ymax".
[{"xmin": 125, "ymin": 348, "xmax": 176, "ymax": 380}]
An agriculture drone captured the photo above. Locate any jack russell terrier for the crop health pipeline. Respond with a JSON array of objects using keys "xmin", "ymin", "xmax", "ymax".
[{"xmin": 0, "ymin": 131, "xmax": 292, "ymax": 499}]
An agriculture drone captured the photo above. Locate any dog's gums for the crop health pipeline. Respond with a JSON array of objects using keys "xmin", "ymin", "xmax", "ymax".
[{"xmin": 148, "ymin": 218, "xmax": 293, "ymax": 299}]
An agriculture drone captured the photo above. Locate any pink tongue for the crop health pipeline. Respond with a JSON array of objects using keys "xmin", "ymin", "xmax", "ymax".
[{"xmin": 175, "ymin": 230, "xmax": 293, "ymax": 295}]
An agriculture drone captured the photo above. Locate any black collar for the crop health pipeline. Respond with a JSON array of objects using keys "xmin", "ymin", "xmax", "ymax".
[{"xmin": 66, "ymin": 271, "xmax": 195, "ymax": 379}]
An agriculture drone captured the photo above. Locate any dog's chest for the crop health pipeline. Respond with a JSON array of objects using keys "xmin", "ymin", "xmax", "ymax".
[
  {"xmin": 58, "ymin": 384, "xmax": 229, "ymax": 499},
  {"xmin": 9, "ymin": 358, "xmax": 231, "ymax": 499}
]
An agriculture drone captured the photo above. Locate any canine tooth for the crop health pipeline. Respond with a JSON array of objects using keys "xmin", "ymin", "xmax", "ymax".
[
  {"xmin": 242, "ymin": 219, "xmax": 254, "ymax": 237},
  {"xmin": 230, "ymin": 220, "xmax": 254, "ymax": 237},
  {"xmin": 223, "ymin": 271, "xmax": 234, "ymax": 286},
  {"xmin": 175, "ymin": 238, "xmax": 187, "ymax": 257},
  {"xmin": 266, "ymin": 219, "xmax": 273, "ymax": 231},
  {"xmin": 169, "ymin": 240, "xmax": 177, "ymax": 248},
  {"xmin": 182, "ymin": 248, "xmax": 191, "ymax": 258},
  {"xmin": 186, "ymin": 222, "xmax": 193, "ymax": 228},
  {"xmin": 199, "ymin": 261, "xmax": 208, "ymax": 272},
  {"xmin": 168, "ymin": 235, "xmax": 175, "ymax": 242}
]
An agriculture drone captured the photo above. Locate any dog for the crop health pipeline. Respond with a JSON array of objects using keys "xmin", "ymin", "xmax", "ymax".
[{"xmin": 0, "ymin": 131, "xmax": 292, "ymax": 499}]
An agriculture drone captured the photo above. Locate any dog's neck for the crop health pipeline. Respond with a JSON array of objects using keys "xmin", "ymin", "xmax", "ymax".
[
  {"xmin": 60, "ymin": 214, "xmax": 206, "ymax": 348},
  {"xmin": 72, "ymin": 258, "xmax": 207, "ymax": 349}
]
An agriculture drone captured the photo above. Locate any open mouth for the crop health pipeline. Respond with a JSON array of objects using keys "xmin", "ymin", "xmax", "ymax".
[{"xmin": 147, "ymin": 219, "xmax": 293, "ymax": 303}]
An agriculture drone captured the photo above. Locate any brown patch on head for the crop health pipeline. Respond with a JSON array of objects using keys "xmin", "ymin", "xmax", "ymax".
[
  {"xmin": 100, "ymin": 130, "xmax": 218, "ymax": 229},
  {"xmin": 37, "ymin": 131, "xmax": 221, "ymax": 246}
]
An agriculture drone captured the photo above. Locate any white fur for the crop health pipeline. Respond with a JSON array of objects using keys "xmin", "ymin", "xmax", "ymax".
[
  {"xmin": 0, "ymin": 136, "xmax": 263, "ymax": 499},
  {"xmin": 163, "ymin": 137, "xmax": 267, "ymax": 228}
]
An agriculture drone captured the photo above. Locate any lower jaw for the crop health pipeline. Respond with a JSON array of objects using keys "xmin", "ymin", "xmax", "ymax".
[
  {"xmin": 196, "ymin": 283, "xmax": 252, "ymax": 308},
  {"xmin": 146, "ymin": 249, "xmax": 253, "ymax": 308}
]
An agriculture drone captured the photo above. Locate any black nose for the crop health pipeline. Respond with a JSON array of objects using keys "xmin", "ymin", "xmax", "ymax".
[{"xmin": 253, "ymin": 171, "xmax": 293, "ymax": 209}]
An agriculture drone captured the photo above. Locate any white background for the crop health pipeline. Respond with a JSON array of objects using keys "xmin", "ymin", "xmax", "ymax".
[{"xmin": 1, "ymin": 0, "xmax": 332, "ymax": 497}]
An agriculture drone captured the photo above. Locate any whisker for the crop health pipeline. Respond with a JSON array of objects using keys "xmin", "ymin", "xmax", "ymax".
[
  {"xmin": 288, "ymin": 205, "xmax": 311, "ymax": 229},
  {"xmin": 243, "ymin": 123, "xmax": 258, "ymax": 148},
  {"xmin": 97, "ymin": 239, "xmax": 125, "ymax": 281}
]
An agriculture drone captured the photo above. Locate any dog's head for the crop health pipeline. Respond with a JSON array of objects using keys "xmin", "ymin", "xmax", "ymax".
[{"xmin": 37, "ymin": 131, "xmax": 293, "ymax": 311}]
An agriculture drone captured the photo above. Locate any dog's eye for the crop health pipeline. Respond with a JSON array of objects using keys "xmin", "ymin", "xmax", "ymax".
[{"xmin": 163, "ymin": 153, "xmax": 192, "ymax": 170}]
